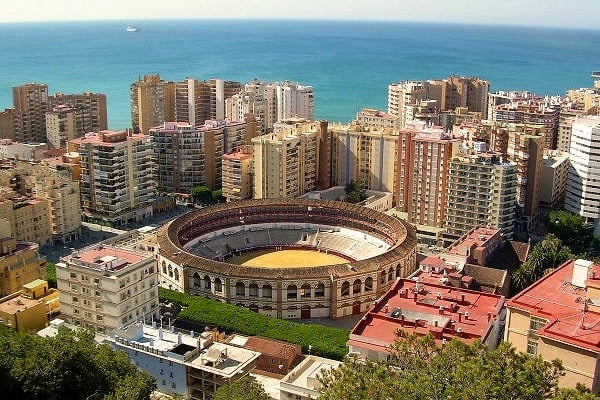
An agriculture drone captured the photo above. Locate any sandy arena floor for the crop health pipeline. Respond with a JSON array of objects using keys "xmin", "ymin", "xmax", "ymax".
[{"xmin": 227, "ymin": 248, "xmax": 349, "ymax": 267}]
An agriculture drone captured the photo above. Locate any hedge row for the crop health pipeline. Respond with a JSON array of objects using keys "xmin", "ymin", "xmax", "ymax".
[{"xmin": 159, "ymin": 288, "xmax": 349, "ymax": 360}]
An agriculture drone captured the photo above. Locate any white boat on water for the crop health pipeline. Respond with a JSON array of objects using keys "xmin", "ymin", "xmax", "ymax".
[{"xmin": 126, "ymin": 25, "xmax": 140, "ymax": 32}]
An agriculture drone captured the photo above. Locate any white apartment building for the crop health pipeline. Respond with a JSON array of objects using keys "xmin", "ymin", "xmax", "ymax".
[
  {"xmin": 565, "ymin": 115, "xmax": 600, "ymax": 233},
  {"xmin": 107, "ymin": 323, "xmax": 260, "ymax": 400},
  {"xmin": 226, "ymin": 80, "xmax": 314, "ymax": 131},
  {"xmin": 56, "ymin": 244, "xmax": 159, "ymax": 333}
]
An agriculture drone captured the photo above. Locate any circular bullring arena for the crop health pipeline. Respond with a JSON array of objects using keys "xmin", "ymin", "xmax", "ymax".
[{"xmin": 157, "ymin": 198, "xmax": 417, "ymax": 320}]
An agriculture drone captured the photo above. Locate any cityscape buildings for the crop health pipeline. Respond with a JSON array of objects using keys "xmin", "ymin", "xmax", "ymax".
[
  {"xmin": 0, "ymin": 232, "xmax": 47, "ymax": 298},
  {"xmin": 226, "ymin": 80, "xmax": 314, "ymax": 131},
  {"xmin": 0, "ymin": 279, "xmax": 59, "ymax": 331}
]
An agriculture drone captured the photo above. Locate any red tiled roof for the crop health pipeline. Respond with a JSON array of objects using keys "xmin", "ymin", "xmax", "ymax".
[
  {"xmin": 348, "ymin": 278, "xmax": 505, "ymax": 354},
  {"xmin": 508, "ymin": 259, "xmax": 600, "ymax": 353}
]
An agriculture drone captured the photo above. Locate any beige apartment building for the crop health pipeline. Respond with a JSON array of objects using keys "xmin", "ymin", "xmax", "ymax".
[
  {"xmin": 0, "ymin": 187, "xmax": 51, "ymax": 245},
  {"xmin": 328, "ymin": 122, "xmax": 398, "ymax": 197},
  {"xmin": 130, "ymin": 74, "xmax": 176, "ymax": 135},
  {"xmin": 69, "ymin": 130, "xmax": 156, "ymax": 226},
  {"xmin": 56, "ymin": 244, "xmax": 159, "ymax": 333},
  {"xmin": 506, "ymin": 259, "xmax": 600, "ymax": 392},
  {"xmin": 388, "ymin": 76, "xmax": 489, "ymax": 127},
  {"xmin": 0, "ymin": 161, "xmax": 81, "ymax": 244},
  {"xmin": 492, "ymin": 99, "xmax": 560, "ymax": 150},
  {"xmin": 49, "ymin": 92, "xmax": 108, "ymax": 134},
  {"xmin": 252, "ymin": 121, "xmax": 320, "ymax": 199},
  {"xmin": 45, "ymin": 104, "xmax": 84, "ymax": 148},
  {"xmin": 0, "ymin": 232, "xmax": 47, "ymax": 298},
  {"xmin": 443, "ymin": 153, "xmax": 517, "ymax": 246},
  {"xmin": 222, "ymin": 146, "xmax": 254, "ymax": 202}
]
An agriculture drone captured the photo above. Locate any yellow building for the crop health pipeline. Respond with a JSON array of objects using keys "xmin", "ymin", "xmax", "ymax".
[
  {"xmin": 506, "ymin": 259, "xmax": 600, "ymax": 392},
  {"xmin": 0, "ymin": 234, "xmax": 47, "ymax": 297},
  {"xmin": 0, "ymin": 279, "xmax": 58, "ymax": 332}
]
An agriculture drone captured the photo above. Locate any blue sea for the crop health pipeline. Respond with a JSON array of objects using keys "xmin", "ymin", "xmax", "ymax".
[{"xmin": 0, "ymin": 19, "xmax": 599, "ymax": 130}]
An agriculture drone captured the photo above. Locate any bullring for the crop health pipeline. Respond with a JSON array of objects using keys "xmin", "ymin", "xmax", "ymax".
[{"xmin": 157, "ymin": 198, "xmax": 417, "ymax": 319}]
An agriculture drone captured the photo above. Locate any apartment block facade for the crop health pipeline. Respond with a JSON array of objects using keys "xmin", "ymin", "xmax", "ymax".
[
  {"xmin": 69, "ymin": 130, "xmax": 156, "ymax": 226},
  {"xmin": 222, "ymin": 146, "xmax": 254, "ymax": 202},
  {"xmin": 565, "ymin": 116, "xmax": 600, "ymax": 232},
  {"xmin": 12, "ymin": 83, "xmax": 49, "ymax": 143},
  {"xmin": 49, "ymin": 92, "xmax": 108, "ymax": 134},
  {"xmin": 388, "ymin": 76, "xmax": 489, "ymax": 127},
  {"xmin": 395, "ymin": 125, "xmax": 461, "ymax": 231},
  {"xmin": 56, "ymin": 244, "xmax": 159, "ymax": 333},
  {"xmin": 226, "ymin": 80, "xmax": 314, "ymax": 131},
  {"xmin": 328, "ymin": 122, "xmax": 397, "ymax": 196},
  {"xmin": 443, "ymin": 153, "xmax": 517, "ymax": 245},
  {"xmin": 252, "ymin": 121, "xmax": 320, "ymax": 199}
]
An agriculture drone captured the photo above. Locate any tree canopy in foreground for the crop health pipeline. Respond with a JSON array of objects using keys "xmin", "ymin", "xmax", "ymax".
[
  {"xmin": 213, "ymin": 376, "xmax": 270, "ymax": 400},
  {"xmin": 0, "ymin": 326, "xmax": 155, "ymax": 400},
  {"xmin": 318, "ymin": 333, "xmax": 596, "ymax": 400}
]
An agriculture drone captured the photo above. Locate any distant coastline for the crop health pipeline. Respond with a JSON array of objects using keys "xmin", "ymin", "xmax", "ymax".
[{"xmin": 0, "ymin": 19, "xmax": 598, "ymax": 129}]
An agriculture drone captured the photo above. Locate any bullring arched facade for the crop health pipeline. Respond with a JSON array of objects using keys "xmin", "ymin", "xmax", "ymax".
[{"xmin": 157, "ymin": 198, "xmax": 417, "ymax": 319}]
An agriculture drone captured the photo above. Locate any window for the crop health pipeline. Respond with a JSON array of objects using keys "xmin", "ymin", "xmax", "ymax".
[
  {"xmin": 193, "ymin": 273, "xmax": 201, "ymax": 287},
  {"xmin": 204, "ymin": 275, "xmax": 211, "ymax": 290},
  {"xmin": 314, "ymin": 283, "xmax": 325, "ymax": 298},
  {"xmin": 249, "ymin": 283, "xmax": 259, "ymax": 297},
  {"xmin": 353, "ymin": 279, "xmax": 361, "ymax": 294},
  {"xmin": 214, "ymin": 278, "xmax": 222, "ymax": 292},
  {"xmin": 300, "ymin": 283, "xmax": 311, "ymax": 299},
  {"xmin": 364, "ymin": 277, "xmax": 373, "ymax": 292},
  {"xmin": 262, "ymin": 284, "xmax": 272, "ymax": 299},
  {"xmin": 287, "ymin": 284, "xmax": 297, "ymax": 300},
  {"xmin": 529, "ymin": 316, "xmax": 547, "ymax": 332},
  {"xmin": 341, "ymin": 281, "xmax": 350, "ymax": 297},
  {"xmin": 236, "ymin": 282, "xmax": 245, "ymax": 296},
  {"xmin": 526, "ymin": 340, "xmax": 538, "ymax": 356}
]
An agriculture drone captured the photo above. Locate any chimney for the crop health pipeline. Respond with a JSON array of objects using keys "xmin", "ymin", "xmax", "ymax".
[
  {"xmin": 400, "ymin": 314, "xmax": 405, "ymax": 326},
  {"xmin": 458, "ymin": 312, "xmax": 462, "ymax": 322},
  {"xmin": 413, "ymin": 291, "xmax": 418, "ymax": 302},
  {"xmin": 464, "ymin": 311, "xmax": 469, "ymax": 320},
  {"xmin": 450, "ymin": 302, "xmax": 455, "ymax": 311},
  {"xmin": 461, "ymin": 293, "xmax": 466, "ymax": 303},
  {"xmin": 487, "ymin": 312, "xmax": 492, "ymax": 322},
  {"xmin": 439, "ymin": 306, "xmax": 445, "ymax": 315}
]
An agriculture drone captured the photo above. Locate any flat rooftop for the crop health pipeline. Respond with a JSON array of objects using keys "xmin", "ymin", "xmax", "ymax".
[
  {"xmin": 281, "ymin": 355, "xmax": 340, "ymax": 394},
  {"xmin": 112, "ymin": 324, "xmax": 260, "ymax": 378},
  {"xmin": 348, "ymin": 278, "xmax": 504, "ymax": 353},
  {"xmin": 64, "ymin": 245, "xmax": 149, "ymax": 272},
  {"xmin": 0, "ymin": 293, "xmax": 41, "ymax": 314}
]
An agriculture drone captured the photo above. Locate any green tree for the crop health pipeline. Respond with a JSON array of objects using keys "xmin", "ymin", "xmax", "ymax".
[
  {"xmin": 511, "ymin": 234, "xmax": 574, "ymax": 294},
  {"xmin": 191, "ymin": 185, "xmax": 213, "ymax": 205},
  {"xmin": 45, "ymin": 262, "xmax": 57, "ymax": 288},
  {"xmin": 213, "ymin": 376, "xmax": 270, "ymax": 400},
  {"xmin": 554, "ymin": 384, "xmax": 600, "ymax": 399},
  {"xmin": 319, "ymin": 333, "xmax": 565, "ymax": 400},
  {"xmin": 212, "ymin": 188, "xmax": 225, "ymax": 204},
  {"xmin": 344, "ymin": 180, "xmax": 367, "ymax": 204},
  {"xmin": 547, "ymin": 210, "xmax": 592, "ymax": 255},
  {"xmin": 0, "ymin": 326, "xmax": 155, "ymax": 400}
]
